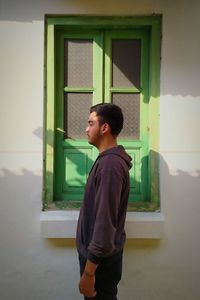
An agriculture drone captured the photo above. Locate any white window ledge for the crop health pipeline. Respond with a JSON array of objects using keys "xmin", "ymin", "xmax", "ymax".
[{"xmin": 40, "ymin": 211, "xmax": 164, "ymax": 239}]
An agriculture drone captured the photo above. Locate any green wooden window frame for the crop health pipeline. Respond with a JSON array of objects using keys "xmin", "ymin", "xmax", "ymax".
[{"xmin": 43, "ymin": 15, "xmax": 161, "ymax": 211}]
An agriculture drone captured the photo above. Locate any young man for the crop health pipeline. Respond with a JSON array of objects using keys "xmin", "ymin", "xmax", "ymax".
[{"xmin": 76, "ymin": 103, "xmax": 132, "ymax": 300}]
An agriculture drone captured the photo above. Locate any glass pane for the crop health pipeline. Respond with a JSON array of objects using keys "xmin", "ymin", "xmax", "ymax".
[
  {"xmin": 112, "ymin": 39, "xmax": 141, "ymax": 88},
  {"xmin": 64, "ymin": 93, "xmax": 92, "ymax": 139},
  {"xmin": 112, "ymin": 93, "xmax": 140, "ymax": 139},
  {"xmin": 64, "ymin": 40, "xmax": 93, "ymax": 87}
]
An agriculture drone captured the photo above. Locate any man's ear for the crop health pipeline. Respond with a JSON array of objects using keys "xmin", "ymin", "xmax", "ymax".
[{"xmin": 101, "ymin": 123, "xmax": 110, "ymax": 134}]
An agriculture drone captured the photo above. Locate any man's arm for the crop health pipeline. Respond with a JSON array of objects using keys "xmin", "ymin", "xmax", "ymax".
[
  {"xmin": 79, "ymin": 260, "xmax": 98, "ymax": 298},
  {"xmin": 87, "ymin": 163, "xmax": 123, "ymax": 260}
]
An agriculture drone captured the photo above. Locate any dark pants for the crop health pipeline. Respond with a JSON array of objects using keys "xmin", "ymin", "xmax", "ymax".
[{"xmin": 79, "ymin": 251, "xmax": 123, "ymax": 300}]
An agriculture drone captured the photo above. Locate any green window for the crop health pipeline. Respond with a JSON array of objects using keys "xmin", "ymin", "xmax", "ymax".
[{"xmin": 44, "ymin": 16, "xmax": 161, "ymax": 211}]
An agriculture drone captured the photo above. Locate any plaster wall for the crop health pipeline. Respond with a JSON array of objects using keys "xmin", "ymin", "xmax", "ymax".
[{"xmin": 0, "ymin": 1, "xmax": 200, "ymax": 299}]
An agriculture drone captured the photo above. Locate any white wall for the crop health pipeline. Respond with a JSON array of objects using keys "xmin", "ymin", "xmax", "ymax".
[{"xmin": 0, "ymin": 0, "xmax": 200, "ymax": 299}]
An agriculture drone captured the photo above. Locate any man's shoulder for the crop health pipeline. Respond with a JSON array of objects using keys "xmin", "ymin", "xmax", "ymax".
[{"xmin": 99, "ymin": 153, "xmax": 124, "ymax": 168}]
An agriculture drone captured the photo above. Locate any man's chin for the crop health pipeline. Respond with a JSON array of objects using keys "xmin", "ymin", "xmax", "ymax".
[{"xmin": 88, "ymin": 139, "xmax": 96, "ymax": 147}]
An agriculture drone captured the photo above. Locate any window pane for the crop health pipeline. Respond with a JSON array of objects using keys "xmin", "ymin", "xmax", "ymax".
[
  {"xmin": 112, "ymin": 93, "xmax": 140, "ymax": 139},
  {"xmin": 64, "ymin": 93, "xmax": 92, "ymax": 139},
  {"xmin": 112, "ymin": 39, "xmax": 141, "ymax": 88},
  {"xmin": 64, "ymin": 40, "xmax": 93, "ymax": 87}
]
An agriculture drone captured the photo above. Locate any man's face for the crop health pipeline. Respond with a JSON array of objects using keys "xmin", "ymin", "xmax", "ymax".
[{"xmin": 86, "ymin": 112, "xmax": 102, "ymax": 147}]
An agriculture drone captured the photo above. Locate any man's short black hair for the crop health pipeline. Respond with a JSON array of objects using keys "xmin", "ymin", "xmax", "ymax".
[{"xmin": 90, "ymin": 103, "xmax": 124, "ymax": 136}]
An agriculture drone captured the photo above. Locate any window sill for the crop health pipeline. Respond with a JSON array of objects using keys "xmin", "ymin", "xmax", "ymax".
[{"xmin": 40, "ymin": 211, "xmax": 164, "ymax": 239}]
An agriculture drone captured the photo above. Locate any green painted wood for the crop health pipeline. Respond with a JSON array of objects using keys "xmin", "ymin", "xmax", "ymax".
[
  {"xmin": 44, "ymin": 16, "xmax": 161, "ymax": 211},
  {"xmin": 148, "ymin": 19, "xmax": 161, "ymax": 207},
  {"xmin": 110, "ymin": 87, "xmax": 141, "ymax": 93},
  {"xmin": 44, "ymin": 23, "xmax": 55, "ymax": 208},
  {"xmin": 46, "ymin": 15, "xmax": 161, "ymax": 28},
  {"xmin": 104, "ymin": 29, "xmax": 150, "ymax": 202},
  {"xmin": 63, "ymin": 87, "xmax": 94, "ymax": 92},
  {"xmin": 54, "ymin": 30, "xmax": 103, "ymax": 201}
]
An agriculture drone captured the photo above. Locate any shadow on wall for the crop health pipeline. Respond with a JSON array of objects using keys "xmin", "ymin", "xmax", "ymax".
[
  {"xmin": 32, "ymin": 126, "xmax": 200, "ymax": 212},
  {"xmin": 0, "ymin": 152, "xmax": 200, "ymax": 236},
  {"xmin": 0, "ymin": 0, "xmax": 68, "ymax": 21},
  {"xmin": 0, "ymin": 0, "xmax": 161, "ymax": 22},
  {"xmin": 0, "ymin": 168, "xmax": 81, "ymax": 300},
  {"xmin": 1, "ymin": 2, "xmax": 200, "ymax": 98},
  {"xmin": 0, "ymin": 155, "xmax": 200, "ymax": 299},
  {"xmin": 0, "ymin": 168, "xmax": 42, "ymax": 242},
  {"xmin": 0, "ymin": 154, "xmax": 200, "ymax": 242}
]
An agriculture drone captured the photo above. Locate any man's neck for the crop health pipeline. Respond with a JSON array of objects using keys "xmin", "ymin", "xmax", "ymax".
[{"xmin": 98, "ymin": 139, "xmax": 118, "ymax": 153}]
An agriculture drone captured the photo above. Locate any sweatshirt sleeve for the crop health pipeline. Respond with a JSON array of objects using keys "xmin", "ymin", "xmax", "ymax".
[{"xmin": 87, "ymin": 159, "xmax": 123, "ymax": 264}]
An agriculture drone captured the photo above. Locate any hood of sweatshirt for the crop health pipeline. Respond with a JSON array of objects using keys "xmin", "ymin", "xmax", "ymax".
[{"xmin": 99, "ymin": 145, "xmax": 132, "ymax": 169}]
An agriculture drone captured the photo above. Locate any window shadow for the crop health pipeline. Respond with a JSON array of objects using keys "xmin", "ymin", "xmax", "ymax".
[{"xmin": 0, "ymin": 163, "xmax": 200, "ymax": 299}]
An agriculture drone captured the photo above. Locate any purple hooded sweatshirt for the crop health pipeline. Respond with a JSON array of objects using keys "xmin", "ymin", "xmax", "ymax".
[{"xmin": 76, "ymin": 145, "xmax": 132, "ymax": 264}]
